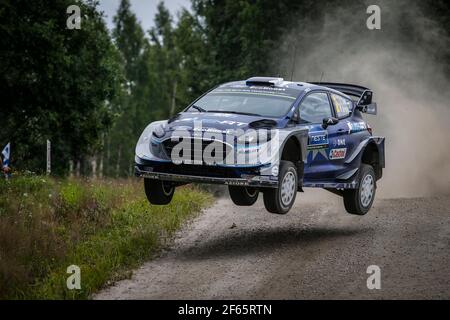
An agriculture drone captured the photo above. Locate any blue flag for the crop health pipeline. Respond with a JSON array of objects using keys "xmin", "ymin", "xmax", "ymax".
[{"xmin": 2, "ymin": 143, "xmax": 10, "ymax": 168}]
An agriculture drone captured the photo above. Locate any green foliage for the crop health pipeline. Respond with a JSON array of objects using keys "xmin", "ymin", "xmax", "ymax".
[
  {"xmin": 191, "ymin": 0, "xmax": 305, "ymax": 82},
  {"xmin": 0, "ymin": 0, "xmax": 123, "ymax": 175},
  {"xmin": 103, "ymin": 0, "xmax": 150, "ymax": 177},
  {"xmin": 0, "ymin": 174, "xmax": 213, "ymax": 299}
]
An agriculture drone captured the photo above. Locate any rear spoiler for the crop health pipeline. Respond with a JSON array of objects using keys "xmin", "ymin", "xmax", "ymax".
[{"xmin": 309, "ymin": 82, "xmax": 377, "ymax": 115}]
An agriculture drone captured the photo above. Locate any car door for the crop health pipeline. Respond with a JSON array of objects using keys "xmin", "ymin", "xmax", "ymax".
[
  {"xmin": 327, "ymin": 92, "xmax": 359, "ymax": 176},
  {"xmin": 298, "ymin": 91, "xmax": 334, "ymax": 180}
]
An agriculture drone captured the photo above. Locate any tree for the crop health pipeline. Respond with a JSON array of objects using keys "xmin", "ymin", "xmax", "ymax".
[
  {"xmin": 107, "ymin": 1, "xmax": 191, "ymax": 175},
  {"xmin": 190, "ymin": 0, "xmax": 305, "ymax": 84},
  {"xmin": 0, "ymin": 0, "xmax": 123, "ymax": 175},
  {"xmin": 105, "ymin": 0, "xmax": 151, "ymax": 176},
  {"xmin": 148, "ymin": 1, "xmax": 180, "ymax": 119},
  {"xmin": 173, "ymin": 8, "xmax": 212, "ymax": 105}
]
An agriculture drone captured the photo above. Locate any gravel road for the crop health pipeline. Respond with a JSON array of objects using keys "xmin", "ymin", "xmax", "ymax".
[{"xmin": 95, "ymin": 190, "xmax": 450, "ymax": 299}]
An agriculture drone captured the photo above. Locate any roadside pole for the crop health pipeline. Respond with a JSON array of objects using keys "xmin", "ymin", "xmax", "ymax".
[{"xmin": 46, "ymin": 140, "xmax": 51, "ymax": 175}]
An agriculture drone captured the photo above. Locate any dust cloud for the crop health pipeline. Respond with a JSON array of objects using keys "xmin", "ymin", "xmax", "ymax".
[{"xmin": 275, "ymin": 0, "xmax": 450, "ymax": 198}]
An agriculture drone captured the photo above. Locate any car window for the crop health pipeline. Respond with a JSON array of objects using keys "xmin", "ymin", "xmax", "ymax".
[
  {"xmin": 330, "ymin": 93, "xmax": 353, "ymax": 118},
  {"xmin": 299, "ymin": 92, "xmax": 332, "ymax": 123}
]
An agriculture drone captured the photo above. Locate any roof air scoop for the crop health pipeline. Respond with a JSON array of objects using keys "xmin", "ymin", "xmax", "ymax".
[{"xmin": 246, "ymin": 77, "xmax": 284, "ymax": 87}]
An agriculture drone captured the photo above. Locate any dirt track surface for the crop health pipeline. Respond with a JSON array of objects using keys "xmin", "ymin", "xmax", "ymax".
[{"xmin": 95, "ymin": 191, "xmax": 450, "ymax": 299}]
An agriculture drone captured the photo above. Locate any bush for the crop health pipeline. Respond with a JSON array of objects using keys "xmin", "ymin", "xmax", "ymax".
[{"xmin": 0, "ymin": 175, "xmax": 212, "ymax": 299}]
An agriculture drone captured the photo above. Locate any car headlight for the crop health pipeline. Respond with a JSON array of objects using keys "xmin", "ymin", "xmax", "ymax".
[
  {"xmin": 136, "ymin": 121, "xmax": 167, "ymax": 158},
  {"xmin": 152, "ymin": 124, "xmax": 166, "ymax": 138}
]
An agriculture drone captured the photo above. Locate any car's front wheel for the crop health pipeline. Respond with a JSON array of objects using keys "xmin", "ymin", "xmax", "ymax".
[
  {"xmin": 343, "ymin": 164, "xmax": 376, "ymax": 215},
  {"xmin": 228, "ymin": 186, "xmax": 259, "ymax": 206},
  {"xmin": 144, "ymin": 178, "xmax": 174, "ymax": 205},
  {"xmin": 263, "ymin": 160, "xmax": 298, "ymax": 214}
]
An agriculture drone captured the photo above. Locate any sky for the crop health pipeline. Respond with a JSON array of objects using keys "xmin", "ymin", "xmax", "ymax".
[{"xmin": 97, "ymin": 0, "xmax": 191, "ymax": 32}]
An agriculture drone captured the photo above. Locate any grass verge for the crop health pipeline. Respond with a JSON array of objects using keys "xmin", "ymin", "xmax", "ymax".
[{"xmin": 0, "ymin": 174, "xmax": 213, "ymax": 299}]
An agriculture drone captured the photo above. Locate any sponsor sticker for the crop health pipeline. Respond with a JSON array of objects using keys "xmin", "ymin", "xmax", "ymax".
[
  {"xmin": 308, "ymin": 131, "xmax": 328, "ymax": 149},
  {"xmin": 329, "ymin": 148, "xmax": 347, "ymax": 160},
  {"xmin": 347, "ymin": 121, "xmax": 367, "ymax": 134}
]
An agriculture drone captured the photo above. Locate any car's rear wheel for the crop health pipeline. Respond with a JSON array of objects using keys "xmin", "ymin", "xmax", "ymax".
[
  {"xmin": 343, "ymin": 164, "xmax": 376, "ymax": 215},
  {"xmin": 263, "ymin": 160, "xmax": 298, "ymax": 214},
  {"xmin": 228, "ymin": 186, "xmax": 259, "ymax": 206},
  {"xmin": 144, "ymin": 178, "xmax": 174, "ymax": 205}
]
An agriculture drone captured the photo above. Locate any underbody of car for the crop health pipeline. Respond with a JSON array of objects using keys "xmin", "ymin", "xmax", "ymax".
[{"xmin": 135, "ymin": 77, "xmax": 385, "ymax": 215}]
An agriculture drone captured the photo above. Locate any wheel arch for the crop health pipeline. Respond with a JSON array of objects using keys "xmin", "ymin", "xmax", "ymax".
[
  {"xmin": 281, "ymin": 136, "xmax": 302, "ymax": 162},
  {"xmin": 361, "ymin": 141, "xmax": 382, "ymax": 180},
  {"xmin": 345, "ymin": 137, "xmax": 385, "ymax": 180},
  {"xmin": 278, "ymin": 130, "xmax": 308, "ymax": 188}
]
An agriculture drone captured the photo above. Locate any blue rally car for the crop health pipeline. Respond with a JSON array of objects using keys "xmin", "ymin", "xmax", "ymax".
[{"xmin": 135, "ymin": 77, "xmax": 385, "ymax": 215}]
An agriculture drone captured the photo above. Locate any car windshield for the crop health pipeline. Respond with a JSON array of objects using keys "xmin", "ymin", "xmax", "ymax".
[{"xmin": 189, "ymin": 90, "xmax": 297, "ymax": 118}]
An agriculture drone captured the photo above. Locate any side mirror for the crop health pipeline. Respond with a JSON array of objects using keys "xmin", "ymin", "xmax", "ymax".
[
  {"xmin": 356, "ymin": 102, "xmax": 377, "ymax": 115},
  {"xmin": 322, "ymin": 117, "xmax": 339, "ymax": 129}
]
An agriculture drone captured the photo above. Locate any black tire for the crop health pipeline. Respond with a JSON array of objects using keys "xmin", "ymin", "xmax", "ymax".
[
  {"xmin": 144, "ymin": 178, "xmax": 174, "ymax": 205},
  {"xmin": 263, "ymin": 160, "xmax": 298, "ymax": 214},
  {"xmin": 343, "ymin": 164, "xmax": 376, "ymax": 215},
  {"xmin": 228, "ymin": 186, "xmax": 258, "ymax": 206}
]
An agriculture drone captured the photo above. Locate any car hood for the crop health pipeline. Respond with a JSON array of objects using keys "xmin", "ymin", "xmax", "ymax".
[{"xmin": 165, "ymin": 112, "xmax": 284, "ymax": 134}]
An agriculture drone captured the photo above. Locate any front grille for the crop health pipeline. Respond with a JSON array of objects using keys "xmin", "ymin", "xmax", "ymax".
[{"xmin": 162, "ymin": 138, "xmax": 233, "ymax": 164}]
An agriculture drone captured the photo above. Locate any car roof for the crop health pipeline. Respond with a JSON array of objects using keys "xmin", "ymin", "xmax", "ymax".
[{"xmin": 217, "ymin": 77, "xmax": 353, "ymax": 100}]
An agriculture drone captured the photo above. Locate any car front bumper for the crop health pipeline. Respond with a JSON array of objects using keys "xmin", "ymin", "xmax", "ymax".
[{"xmin": 135, "ymin": 165, "xmax": 278, "ymax": 188}]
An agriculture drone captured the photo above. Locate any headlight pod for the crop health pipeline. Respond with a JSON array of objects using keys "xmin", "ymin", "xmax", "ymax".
[
  {"xmin": 136, "ymin": 121, "xmax": 168, "ymax": 158},
  {"xmin": 152, "ymin": 124, "xmax": 166, "ymax": 138}
]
